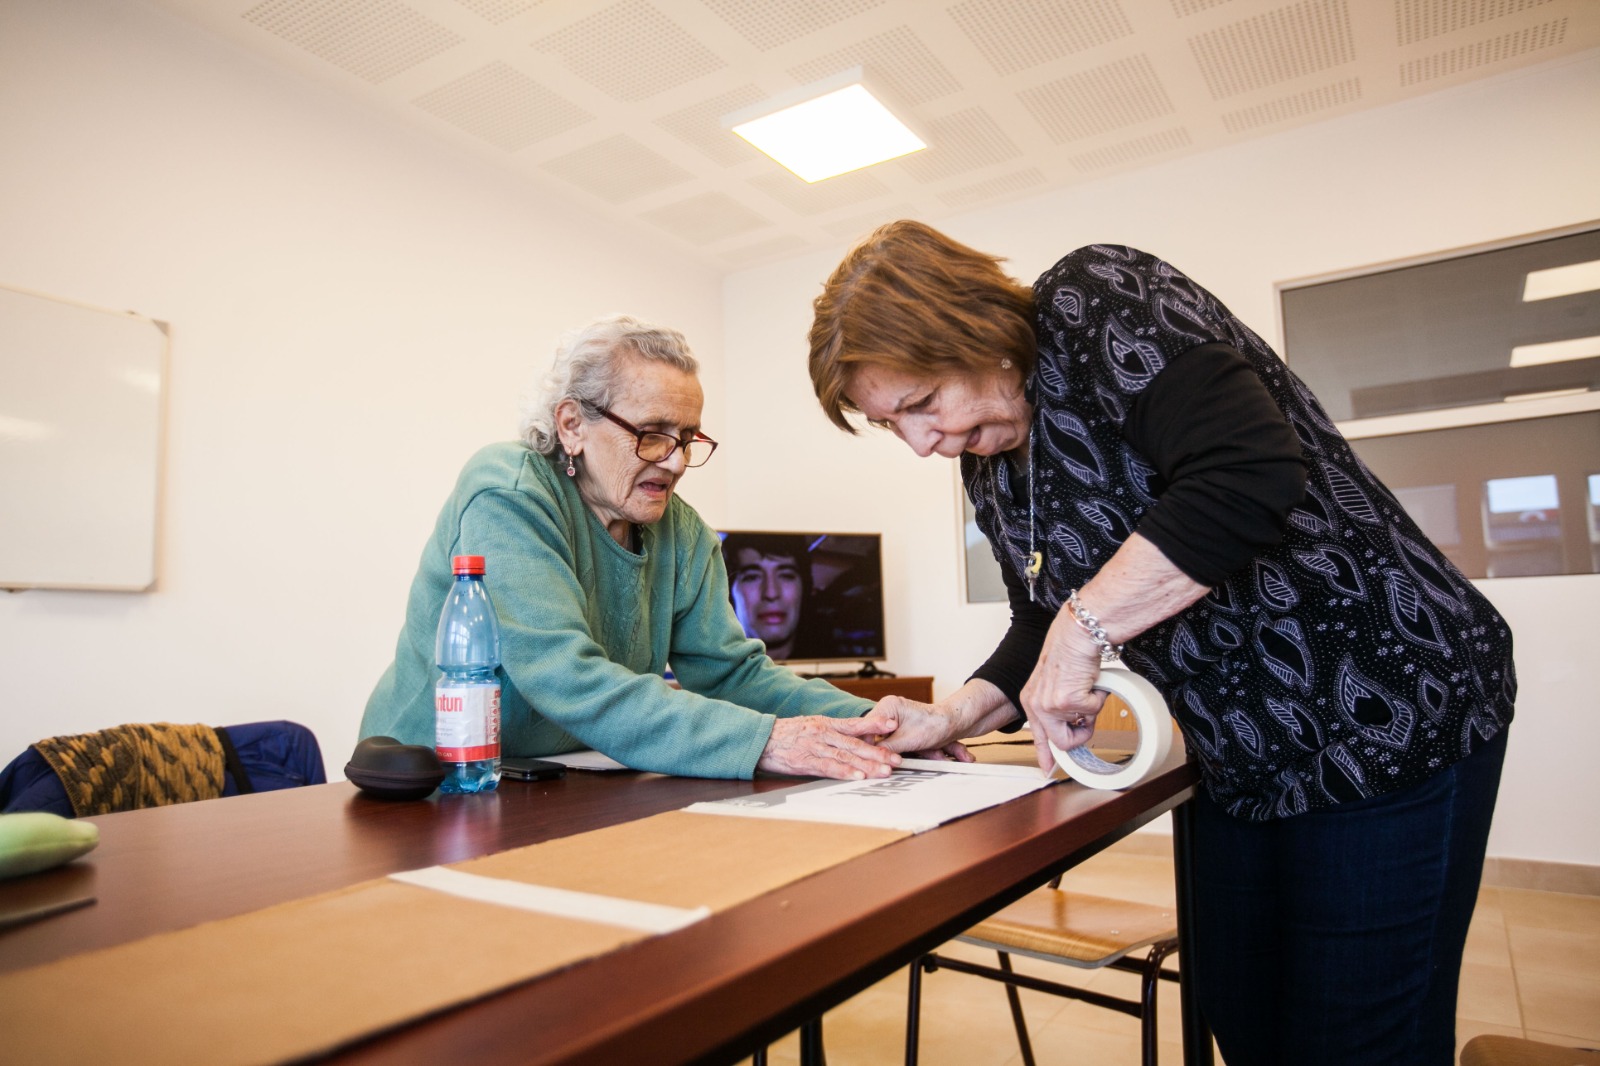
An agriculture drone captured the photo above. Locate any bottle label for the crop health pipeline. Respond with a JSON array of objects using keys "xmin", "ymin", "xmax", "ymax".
[{"xmin": 435, "ymin": 684, "xmax": 501, "ymax": 762}]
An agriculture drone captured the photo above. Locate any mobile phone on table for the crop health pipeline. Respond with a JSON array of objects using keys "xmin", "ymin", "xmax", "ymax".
[{"xmin": 500, "ymin": 756, "xmax": 567, "ymax": 781}]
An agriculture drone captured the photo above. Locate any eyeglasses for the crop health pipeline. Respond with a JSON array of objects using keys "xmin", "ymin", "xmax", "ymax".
[{"xmin": 598, "ymin": 408, "xmax": 719, "ymax": 468}]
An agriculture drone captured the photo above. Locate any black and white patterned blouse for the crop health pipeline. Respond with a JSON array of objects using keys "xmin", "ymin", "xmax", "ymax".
[{"xmin": 964, "ymin": 245, "xmax": 1516, "ymax": 821}]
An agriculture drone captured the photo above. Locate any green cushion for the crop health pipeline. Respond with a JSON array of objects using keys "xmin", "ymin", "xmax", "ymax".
[{"xmin": 0, "ymin": 812, "xmax": 100, "ymax": 879}]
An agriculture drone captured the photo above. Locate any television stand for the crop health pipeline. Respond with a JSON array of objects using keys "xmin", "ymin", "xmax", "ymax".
[{"xmin": 819, "ymin": 674, "xmax": 933, "ymax": 702}]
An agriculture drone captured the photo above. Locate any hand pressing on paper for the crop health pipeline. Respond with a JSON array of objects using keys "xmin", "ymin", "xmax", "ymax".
[
  {"xmin": 861, "ymin": 697, "xmax": 975, "ymax": 762},
  {"xmin": 867, "ymin": 681, "xmax": 1041, "ymax": 762},
  {"xmin": 756, "ymin": 715, "xmax": 902, "ymax": 780}
]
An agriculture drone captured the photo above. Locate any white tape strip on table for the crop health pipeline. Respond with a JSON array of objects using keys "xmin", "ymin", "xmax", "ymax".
[
  {"xmin": 389, "ymin": 866, "xmax": 711, "ymax": 933},
  {"xmin": 1048, "ymin": 665, "xmax": 1174, "ymax": 791}
]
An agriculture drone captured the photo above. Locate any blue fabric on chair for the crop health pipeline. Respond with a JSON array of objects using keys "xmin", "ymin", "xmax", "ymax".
[{"xmin": 0, "ymin": 721, "xmax": 326, "ymax": 816}]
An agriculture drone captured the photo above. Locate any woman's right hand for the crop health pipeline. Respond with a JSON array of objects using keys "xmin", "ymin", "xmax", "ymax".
[{"xmin": 756, "ymin": 715, "xmax": 902, "ymax": 780}]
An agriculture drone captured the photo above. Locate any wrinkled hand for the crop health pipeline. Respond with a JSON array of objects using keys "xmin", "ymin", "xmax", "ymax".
[
  {"xmin": 757, "ymin": 715, "xmax": 902, "ymax": 780},
  {"xmin": 863, "ymin": 696, "xmax": 973, "ymax": 756},
  {"xmin": 1020, "ymin": 616, "xmax": 1108, "ymax": 774}
]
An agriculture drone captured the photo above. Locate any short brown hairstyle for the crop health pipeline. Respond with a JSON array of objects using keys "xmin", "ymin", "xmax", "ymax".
[{"xmin": 808, "ymin": 220, "xmax": 1036, "ymax": 432}]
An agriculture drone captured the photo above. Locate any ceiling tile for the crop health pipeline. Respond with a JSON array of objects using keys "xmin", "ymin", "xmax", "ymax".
[
  {"xmin": 413, "ymin": 61, "xmax": 594, "ymax": 150},
  {"xmin": 947, "ymin": 0, "xmax": 1134, "ymax": 76},
  {"xmin": 451, "ymin": 0, "xmax": 542, "ymax": 24},
  {"xmin": 1396, "ymin": 0, "xmax": 1556, "ymax": 45},
  {"xmin": 894, "ymin": 106, "xmax": 1022, "ymax": 183},
  {"xmin": 653, "ymin": 84, "xmax": 769, "ymax": 166},
  {"xmin": 700, "ymin": 0, "xmax": 885, "ymax": 51},
  {"xmin": 639, "ymin": 192, "xmax": 772, "ymax": 243},
  {"xmin": 749, "ymin": 170, "xmax": 894, "ymax": 215},
  {"xmin": 1188, "ymin": 0, "xmax": 1356, "ymax": 100},
  {"xmin": 719, "ymin": 234, "xmax": 811, "ymax": 266},
  {"xmin": 540, "ymin": 134, "xmax": 695, "ymax": 203},
  {"xmin": 787, "ymin": 25, "xmax": 963, "ymax": 106},
  {"xmin": 1400, "ymin": 17, "xmax": 1570, "ymax": 85},
  {"xmin": 1220, "ymin": 77, "xmax": 1361, "ymax": 132},
  {"xmin": 532, "ymin": 0, "xmax": 728, "ymax": 101},
  {"xmin": 820, "ymin": 206, "xmax": 920, "ymax": 239},
  {"xmin": 1018, "ymin": 54, "xmax": 1175, "ymax": 143},
  {"xmin": 242, "ymin": 0, "xmax": 463, "ymax": 82},
  {"xmin": 1169, "ymin": 0, "xmax": 1231, "ymax": 15},
  {"xmin": 937, "ymin": 167, "xmax": 1047, "ymax": 209},
  {"xmin": 143, "ymin": 0, "xmax": 1600, "ymax": 271},
  {"xmin": 1068, "ymin": 126, "xmax": 1192, "ymax": 172}
]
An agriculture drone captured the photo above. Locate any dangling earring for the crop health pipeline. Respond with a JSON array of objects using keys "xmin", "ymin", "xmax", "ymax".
[{"xmin": 565, "ymin": 451, "xmax": 576, "ymax": 477}]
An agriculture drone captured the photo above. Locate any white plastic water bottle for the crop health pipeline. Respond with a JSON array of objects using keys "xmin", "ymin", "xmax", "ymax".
[{"xmin": 434, "ymin": 554, "xmax": 501, "ymax": 793}]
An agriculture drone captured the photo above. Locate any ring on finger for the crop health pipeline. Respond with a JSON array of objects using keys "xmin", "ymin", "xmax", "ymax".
[{"xmin": 1070, "ymin": 715, "xmax": 1087, "ymax": 728}]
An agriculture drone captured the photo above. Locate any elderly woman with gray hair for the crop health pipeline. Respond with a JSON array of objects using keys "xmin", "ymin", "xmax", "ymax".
[{"xmin": 361, "ymin": 314, "xmax": 902, "ymax": 780}]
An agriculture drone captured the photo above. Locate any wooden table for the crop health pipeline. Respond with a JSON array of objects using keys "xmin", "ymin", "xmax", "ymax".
[{"xmin": 0, "ymin": 748, "xmax": 1206, "ymax": 1065}]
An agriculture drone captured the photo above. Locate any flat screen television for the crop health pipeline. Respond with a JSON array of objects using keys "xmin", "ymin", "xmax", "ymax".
[{"xmin": 716, "ymin": 530, "xmax": 886, "ymax": 668}]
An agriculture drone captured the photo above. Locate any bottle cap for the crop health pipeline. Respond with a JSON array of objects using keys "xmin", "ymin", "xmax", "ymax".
[{"xmin": 451, "ymin": 555, "xmax": 486, "ymax": 575}]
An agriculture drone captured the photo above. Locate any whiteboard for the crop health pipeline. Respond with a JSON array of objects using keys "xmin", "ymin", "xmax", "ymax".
[{"xmin": 0, "ymin": 285, "xmax": 167, "ymax": 591}]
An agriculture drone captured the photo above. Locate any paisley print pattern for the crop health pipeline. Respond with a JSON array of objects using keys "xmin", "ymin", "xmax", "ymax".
[{"xmin": 962, "ymin": 245, "xmax": 1515, "ymax": 821}]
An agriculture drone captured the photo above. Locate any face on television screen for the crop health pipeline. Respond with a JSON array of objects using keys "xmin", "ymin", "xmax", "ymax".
[{"xmin": 718, "ymin": 531, "xmax": 885, "ymax": 664}]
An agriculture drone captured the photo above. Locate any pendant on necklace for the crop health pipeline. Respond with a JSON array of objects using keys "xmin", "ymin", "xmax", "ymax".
[{"xmin": 1024, "ymin": 550, "xmax": 1043, "ymax": 602}]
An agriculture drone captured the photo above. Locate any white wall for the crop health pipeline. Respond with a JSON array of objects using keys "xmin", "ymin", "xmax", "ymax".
[
  {"xmin": 0, "ymin": 0, "xmax": 727, "ymax": 770},
  {"xmin": 722, "ymin": 53, "xmax": 1600, "ymax": 867}
]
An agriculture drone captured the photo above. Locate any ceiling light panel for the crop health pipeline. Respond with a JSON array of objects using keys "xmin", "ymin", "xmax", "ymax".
[
  {"xmin": 948, "ymin": 0, "xmax": 1134, "ymax": 77},
  {"xmin": 730, "ymin": 83, "xmax": 925, "ymax": 182}
]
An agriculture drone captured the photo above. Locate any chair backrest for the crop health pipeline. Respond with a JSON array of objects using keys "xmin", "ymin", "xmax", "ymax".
[{"xmin": 0, "ymin": 721, "xmax": 326, "ymax": 817}]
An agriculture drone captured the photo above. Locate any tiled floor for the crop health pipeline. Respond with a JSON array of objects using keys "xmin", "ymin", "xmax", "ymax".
[{"xmin": 758, "ymin": 836, "xmax": 1600, "ymax": 1065}]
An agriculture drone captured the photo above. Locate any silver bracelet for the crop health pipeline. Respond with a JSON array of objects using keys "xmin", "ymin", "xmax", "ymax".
[{"xmin": 1066, "ymin": 588, "xmax": 1124, "ymax": 663}]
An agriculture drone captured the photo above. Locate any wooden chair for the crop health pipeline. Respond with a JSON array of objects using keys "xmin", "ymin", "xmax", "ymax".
[
  {"xmin": 905, "ymin": 878, "xmax": 1179, "ymax": 1066},
  {"xmin": 1461, "ymin": 1035, "xmax": 1600, "ymax": 1066}
]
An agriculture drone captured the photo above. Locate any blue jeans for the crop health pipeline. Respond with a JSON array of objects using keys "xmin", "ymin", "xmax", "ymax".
[{"xmin": 1189, "ymin": 728, "xmax": 1508, "ymax": 1066}]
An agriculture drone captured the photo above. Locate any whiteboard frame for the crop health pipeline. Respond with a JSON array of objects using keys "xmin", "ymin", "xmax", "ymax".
[{"xmin": 0, "ymin": 283, "xmax": 169, "ymax": 592}]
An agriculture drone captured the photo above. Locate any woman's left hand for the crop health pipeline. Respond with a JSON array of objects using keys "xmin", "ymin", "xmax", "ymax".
[{"xmin": 1019, "ymin": 611, "xmax": 1109, "ymax": 774}]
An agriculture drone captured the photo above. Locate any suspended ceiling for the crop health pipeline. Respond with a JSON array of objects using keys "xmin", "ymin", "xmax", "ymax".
[{"xmin": 146, "ymin": 0, "xmax": 1600, "ymax": 271}]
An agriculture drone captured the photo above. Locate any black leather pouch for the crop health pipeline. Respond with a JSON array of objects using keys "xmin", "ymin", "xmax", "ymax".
[{"xmin": 344, "ymin": 736, "xmax": 445, "ymax": 801}]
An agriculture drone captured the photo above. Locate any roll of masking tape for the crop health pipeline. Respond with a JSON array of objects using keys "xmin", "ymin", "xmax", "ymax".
[{"xmin": 1047, "ymin": 665, "xmax": 1173, "ymax": 790}]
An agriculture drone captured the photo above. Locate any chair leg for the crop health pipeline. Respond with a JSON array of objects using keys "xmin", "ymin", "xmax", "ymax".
[
  {"xmin": 752, "ymin": 1049, "xmax": 767, "ymax": 1066},
  {"xmin": 997, "ymin": 952, "xmax": 1037, "ymax": 1066},
  {"xmin": 1139, "ymin": 940, "xmax": 1178, "ymax": 1066},
  {"xmin": 905, "ymin": 957, "xmax": 925, "ymax": 1066}
]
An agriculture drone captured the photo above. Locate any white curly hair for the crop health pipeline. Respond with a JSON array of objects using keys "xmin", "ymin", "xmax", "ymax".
[{"xmin": 519, "ymin": 314, "xmax": 699, "ymax": 455}]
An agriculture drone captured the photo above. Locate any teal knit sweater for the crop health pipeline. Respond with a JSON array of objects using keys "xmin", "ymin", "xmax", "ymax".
[{"xmin": 360, "ymin": 442, "xmax": 870, "ymax": 778}]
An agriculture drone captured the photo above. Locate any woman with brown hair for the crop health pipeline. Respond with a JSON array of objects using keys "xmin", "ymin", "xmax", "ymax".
[{"xmin": 809, "ymin": 221, "xmax": 1515, "ymax": 1066}]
